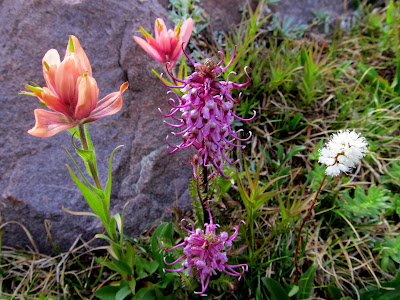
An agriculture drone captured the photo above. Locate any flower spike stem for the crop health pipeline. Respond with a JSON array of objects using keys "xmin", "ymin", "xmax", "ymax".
[
  {"xmin": 202, "ymin": 166, "xmax": 209, "ymax": 225},
  {"xmin": 164, "ymin": 63, "xmax": 178, "ymax": 86},
  {"xmin": 294, "ymin": 174, "xmax": 327, "ymax": 284},
  {"xmin": 78, "ymin": 125, "xmax": 102, "ymax": 190}
]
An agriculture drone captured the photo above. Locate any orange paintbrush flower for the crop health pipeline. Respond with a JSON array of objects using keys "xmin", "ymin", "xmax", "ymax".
[
  {"xmin": 23, "ymin": 35, "xmax": 128, "ymax": 138},
  {"xmin": 133, "ymin": 18, "xmax": 193, "ymax": 68}
]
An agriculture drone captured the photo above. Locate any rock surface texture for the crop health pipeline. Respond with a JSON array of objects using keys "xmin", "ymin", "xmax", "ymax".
[
  {"xmin": 1, "ymin": 0, "xmax": 353, "ymax": 253},
  {"xmin": 270, "ymin": 0, "xmax": 353, "ymax": 29}
]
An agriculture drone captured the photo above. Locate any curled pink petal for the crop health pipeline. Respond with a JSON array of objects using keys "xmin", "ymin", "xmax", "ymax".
[
  {"xmin": 75, "ymin": 75, "xmax": 99, "ymax": 120},
  {"xmin": 222, "ymin": 45, "xmax": 237, "ymax": 72},
  {"xmin": 28, "ymin": 109, "xmax": 79, "ymax": 138},
  {"xmin": 55, "ymin": 56, "xmax": 80, "ymax": 105},
  {"xmin": 88, "ymin": 81, "xmax": 129, "ymax": 121},
  {"xmin": 163, "ymin": 255, "xmax": 186, "ymax": 266},
  {"xmin": 37, "ymin": 87, "xmax": 70, "ymax": 116}
]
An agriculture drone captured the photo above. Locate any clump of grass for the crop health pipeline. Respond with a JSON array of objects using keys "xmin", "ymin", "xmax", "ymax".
[
  {"xmin": 0, "ymin": 234, "xmax": 107, "ymax": 299},
  {"xmin": 211, "ymin": 0, "xmax": 400, "ymax": 298}
]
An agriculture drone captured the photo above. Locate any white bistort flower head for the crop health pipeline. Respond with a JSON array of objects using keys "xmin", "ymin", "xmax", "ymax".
[{"xmin": 318, "ymin": 130, "xmax": 368, "ymax": 176}]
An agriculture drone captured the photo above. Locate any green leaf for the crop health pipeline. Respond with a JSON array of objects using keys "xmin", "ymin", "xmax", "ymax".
[
  {"xmin": 62, "ymin": 146, "xmax": 104, "ymax": 199},
  {"xmin": 105, "ymin": 145, "xmax": 124, "ymax": 210},
  {"xmin": 119, "ymin": 201, "xmax": 130, "ymax": 245},
  {"xmin": 298, "ymin": 265, "xmax": 316, "ymax": 300},
  {"xmin": 253, "ymin": 190, "xmax": 281, "ymax": 211},
  {"xmin": 189, "ymin": 174, "xmax": 204, "ymax": 226},
  {"xmin": 97, "ymin": 256, "xmax": 132, "ymax": 277},
  {"xmin": 68, "ymin": 126, "xmax": 81, "ymax": 139},
  {"xmin": 95, "ymin": 234, "xmax": 121, "ymax": 249},
  {"xmin": 134, "ymin": 287, "xmax": 156, "ymax": 300},
  {"xmin": 178, "ymin": 55, "xmax": 187, "ymax": 81},
  {"xmin": 71, "ymin": 134, "xmax": 97, "ymax": 178},
  {"xmin": 387, "ymin": 0, "xmax": 395, "ymax": 24},
  {"xmin": 155, "ymin": 272, "xmax": 177, "ymax": 289},
  {"xmin": 261, "ymin": 277, "xmax": 290, "ymax": 300},
  {"xmin": 109, "ymin": 215, "xmax": 117, "ymax": 234},
  {"xmin": 357, "ymin": 64, "xmax": 390, "ymax": 90},
  {"xmin": 127, "ymin": 278, "xmax": 136, "ymax": 296},
  {"xmin": 277, "ymin": 144, "xmax": 284, "ymax": 165},
  {"xmin": 61, "ymin": 206, "xmax": 97, "ymax": 218},
  {"xmin": 124, "ymin": 241, "xmax": 136, "ymax": 270},
  {"xmin": 218, "ymin": 175, "xmax": 233, "ymax": 195},
  {"xmin": 277, "ymin": 166, "xmax": 290, "ymax": 187},
  {"xmin": 151, "ymin": 222, "xmax": 174, "ymax": 272},
  {"xmin": 110, "ymin": 256, "xmax": 133, "ymax": 275},
  {"xmin": 112, "ymin": 213, "xmax": 122, "ymax": 235},
  {"xmin": 360, "ymin": 272, "xmax": 400, "ymax": 300},
  {"xmin": 73, "ymin": 147, "xmax": 95, "ymax": 172},
  {"xmin": 340, "ymin": 185, "xmax": 393, "ymax": 221},
  {"xmin": 327, "ymin": 283, "xmax": 342, "ymax": 299},
  {"xmin": 236, "ymin": 170, "xmax": 252, "ymax": 209},
  {"xmin": 135, "ymin": 256, "xmax": 159, "ymax": 279},
  {"xmin": 94, "ymin": 286, "xmax": 119, "ymax": 300},
  {"xmin": 288, "ymin": 285, "xmax": 299, "ymax": 297},
  {"xmin": 116, "ymin": 286, "xmax": 132, "ymax": 300},
  {"xmin": 281, "ymin": 145, "xmax": 306, "ymax": 167},
  {"xmin": 278, "ymin": 196, "xmax": 288, "ymax": 222},
  {"xmin": 256, "ymin": 276, "xmax": 262, "ymax": 300},
  {"xmin": 65, "ymin": 165, "xmax": 107, "ymax": 225},
  {"xmin": 394, "ymin": 60, "xmax": 400, "ymax": 95},
  {"xmin": 288, "ymin": 113, "xmax": 303, "ymax": 131}
]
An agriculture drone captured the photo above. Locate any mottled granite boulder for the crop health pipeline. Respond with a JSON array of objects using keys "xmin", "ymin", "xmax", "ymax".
[{"xmin": 270, "ymin": 0, "xmax": 354, "ymax": 30}]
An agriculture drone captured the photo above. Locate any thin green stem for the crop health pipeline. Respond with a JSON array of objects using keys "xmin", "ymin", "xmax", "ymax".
[
  {"xmin": 249, "ymin": 209, "xmax": 255, "ymax": 264},
  {"xmin": 393, "ymin": 10, "xmax": 399, "ymax": 60},
  {"xmin": 203, "ymin": 165, "xmax": 209, "ymax": 225},
  {"xmin": 78, "ymin": 125, "xmax": 102, "ymax": 190},
  {"xmin": 78, "ymin": 125, "xmax": 122, "ymax": 258}
]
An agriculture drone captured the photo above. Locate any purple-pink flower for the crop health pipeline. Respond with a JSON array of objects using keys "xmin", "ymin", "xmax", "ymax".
[
  {"xmin": 159, "ymin": 45, "xmax": 255, "ymax": 178},
  {"xmin": 162, "ymin": 201, "xmax": 248, "ymax": 296}
]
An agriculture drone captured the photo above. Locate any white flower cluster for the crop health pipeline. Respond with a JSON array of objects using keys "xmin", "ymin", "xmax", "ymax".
[{"xmin": 318, "ymin": 130, "xmax": 368, "ymax": 176}]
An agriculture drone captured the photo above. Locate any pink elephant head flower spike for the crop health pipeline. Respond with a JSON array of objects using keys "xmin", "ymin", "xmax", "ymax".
[
  {"xmin": 133, "ymin": 18, "xmax": 193, "ymax": 69},
  {"xmin": 159, "ymin": 45, "xmax": 255, "ymax": 179},
  {"xmin": 23, "ymin": 35, "xmax": 129, "ymax": 138},
  {"xmin": 162, "ymin": 200, "xmax": 248, "ymax": 296}
]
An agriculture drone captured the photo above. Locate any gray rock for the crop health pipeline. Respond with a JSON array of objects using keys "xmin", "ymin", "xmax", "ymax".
[{"xmin": 270, "ymin": 0, "xmax": 355, "ymax": 30}]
